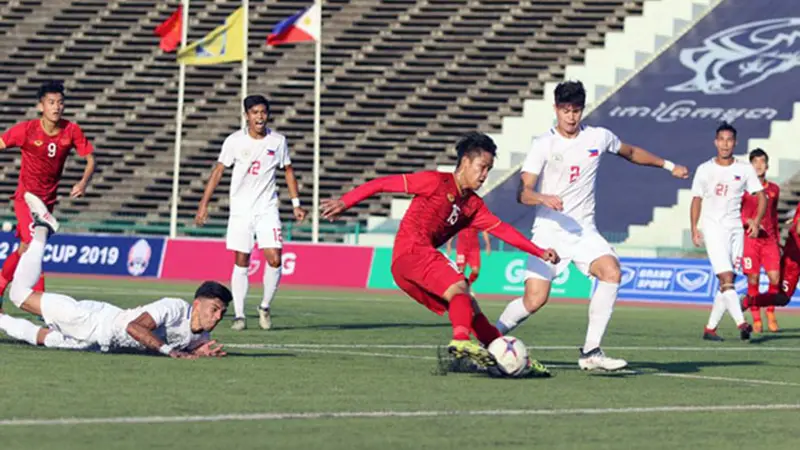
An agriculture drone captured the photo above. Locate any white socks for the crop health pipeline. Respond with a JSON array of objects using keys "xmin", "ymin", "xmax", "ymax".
[
  {"xmin": 706, "ymin": 292, "xmax": 727, "ymax": 330},
  {"xmin": 231, "ymin": 265, "xmax": 249, "ymax": 319},
  {"xmin": 260, "ymin": 264, "xmax": 282, "ymax": 310},
  {"xmin": 0, "ymin": 314, "xmax": 40, "ymax": 345},
  {"xmin": 9, "ymin": 227, "xmax": 47, "ymax": 307},
  {"xmin": 583, "ymin": 281, "xmax": 619, "ymax": 352},
  {"xmin": 721, "ymin": 289, "xmax": 746, "ymax": 326},
  {"xmin": 496, "ymin": 297, "xmax": 530, "ymax": 335}
]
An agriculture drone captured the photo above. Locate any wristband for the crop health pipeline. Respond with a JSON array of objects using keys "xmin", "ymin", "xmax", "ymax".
[
  {"xmin": 662, "ymin": 160, "xmax": 675, "ymax": 172},
  {"xmin": 158, "ymin": 344, "xmax": 174, "ymax": 356},
  {"xmin": 291, "ymin": 198, "xmax": 301, "ymax": 208}
]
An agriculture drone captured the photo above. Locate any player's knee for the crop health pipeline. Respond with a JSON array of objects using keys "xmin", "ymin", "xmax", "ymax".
[
  {"xmin": 591, "ymin": 256, "xmax": 621, "ymax": 284},
  {"xmin": 234, "ymin": 252, "xmax": 250, "ymax": 267},
  {"xmin": 265, "ymin": 250, "xmax": 281, "ymax": 268},
  {"xmin": 9, "ymin": 283, "xmax": 32, "ymax": 307},
  {"xmin": 522, "ymin": 280, "xmax": 549, "ymax": 312}
]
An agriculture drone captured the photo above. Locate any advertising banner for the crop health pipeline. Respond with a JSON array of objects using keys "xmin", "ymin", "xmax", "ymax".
[
  {"xmin": 0, "ymin": 231, "xmax": 165, "ymax": 277},
  {"xmin": 161, "ymin": 238, "xmax": 374, "ymax": 288}
]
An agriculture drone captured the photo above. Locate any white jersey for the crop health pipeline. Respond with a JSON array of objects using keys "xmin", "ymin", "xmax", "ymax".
[
  {"xmin": 104, "ymin": 298, "xmax": 209, "ymax": 352},
  {"xmin": 218, "ymin": 128, "xmax": 292, "ymax": 216},
  {"xmin": 691, "ymin": 158, "xmax": 762, "ymax": 231},
  {"xmin": 522, "ymin": 125, "xmax": 621, "ymax": 232}
]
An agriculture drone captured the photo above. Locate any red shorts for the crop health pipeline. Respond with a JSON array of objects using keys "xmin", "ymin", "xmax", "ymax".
[
  {"xmin": 13, "ymin": 197, "xmax": 54, "ymax": 244},
  {"xmin": 391, "ymin": 249, "xmax": 466, "ymax": 315},
  {"xmin": 742, "ymin": 237, "xmax": 781, "ymax": 274},
  {"xmin": 780, "ymin": 241, "xmax": 800, "ymax": 297},
  {"xmin": 456, "ymin": 250, "xmax": 480, "ymax": 272}
]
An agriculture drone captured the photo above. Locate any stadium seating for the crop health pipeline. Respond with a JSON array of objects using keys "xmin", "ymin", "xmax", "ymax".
[{"xmin": 0, "ymin": 0, "xmax": 645, "ymax": 239}]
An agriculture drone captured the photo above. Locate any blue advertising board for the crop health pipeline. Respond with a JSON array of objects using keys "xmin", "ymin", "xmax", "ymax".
[
  {"xmin": 0, "ymin": 232, "xmax": 165, "ymax": 278},
  {"xmin": 617, "ymin": 257, "xmax": 800, "ymax": 307}
]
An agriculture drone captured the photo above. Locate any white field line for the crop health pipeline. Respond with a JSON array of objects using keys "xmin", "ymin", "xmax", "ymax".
[
  {"xmin": 226, "ymin": 343, "xmax": 800, "ymax": 352},
  {"xmin": 655, "ymin": 373, "xmax": 800, "ymax": 387},
  {"xmin": 2, "ymin": 404, "xmax": 800, "ymax": 427}
]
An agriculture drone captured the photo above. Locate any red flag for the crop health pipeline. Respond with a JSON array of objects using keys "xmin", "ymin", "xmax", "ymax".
[{"xmin": 154, "ymin": 6, "xmax": 182, "ymax": 52}]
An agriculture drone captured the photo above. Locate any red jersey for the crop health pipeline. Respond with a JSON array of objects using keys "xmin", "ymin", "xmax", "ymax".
[
  {"xmin": 456, "ymin": 227, "xmax": 480, "ymax": 255},
  {"xmin": 341, "ymin": 171, "xmax": 545, "ymax": 261},
  {"xmin": 741, "ymin": 180, "xmax": 779, "ymax": 240},
  {"xmin": 1, "ymin": 119, "xmax": 93, "ymax": 206}
]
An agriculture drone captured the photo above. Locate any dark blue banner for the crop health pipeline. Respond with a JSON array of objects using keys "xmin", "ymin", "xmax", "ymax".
[{"xmin": 0, "ymin": 232, "xmax": 165, "ymax": 278}]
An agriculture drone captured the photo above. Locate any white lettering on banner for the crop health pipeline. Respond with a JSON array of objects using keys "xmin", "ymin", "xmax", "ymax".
[
  {"xmin": 608, "ymin": 100, "xmax": 778, "ymax": 123},
  {"xmin": 282, "ymin": 252, "xmax": 297, "ymax": 275},
  {"xmin": 504, "ymin": 259, "xmax": 526, "ymax": 285},
  {"xmin": 552, "ymin": 267, "xmax": 570, "ymax": 286}
]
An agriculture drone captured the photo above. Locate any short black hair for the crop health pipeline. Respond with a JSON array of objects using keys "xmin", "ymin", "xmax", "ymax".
[
  {"xmin": 195, "ymin": 281, "xmax": 232, "ymax": 306},
  {"xmin": 455, "ymin": 132, "xmax": 497, "ymax": 166},
  {"xmin": 716, "ymin": 121, "xmax": 737, "ymax": 139},
  {"xmin": 37, "ymin": 80, "xmax": 65, "ymax": 101},
  {"xmin": 554, "ymin": 81, "xmax": 586, "ymax": 107},
  {"xmin": 243, "ymin": 95, "xmax": 270, "ymax": 114},
  {"xmin": 749, "ymin": 148, "xmax": 768, "ymax": 163}
]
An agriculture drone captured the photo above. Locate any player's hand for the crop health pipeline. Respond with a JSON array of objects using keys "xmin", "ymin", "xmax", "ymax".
[
  {"xmin": 541, "ymin": 248, "xmax": 560, "ymax": 264},
  {"xmin": 539, "ymin": 194, "xmax": 564, "ymax": 211},
  {"xmin": 169, "ymin": 350, "xmax": 198, "ymax": 360},
  {"xmin": 70, "ymin": 182, "xmax": 87, "ymax": 198},
  {"xmin": 192, "ymin": 340, "xmax": 227, "ymax": 358},
  {"xmin": 321, "ymin": 198, "xmax": 347, "ymax": 221},
  {"xmin": 746, "ymin": 220, "xmax": 761, "ymax": 239},
  {"xmin": 671, "ymin": 165, "xmax": 690, "ymax": 179},
  {"xmin": 293, "ymin": 206, "xmax": 307, "ymax": 223},
  {"xmin": 195, "ymin": 203, "xmax": 209, "ymax": 226},
  {"xmin": 691, "ymin": 229, "xmax": 703, "ymax": 248}
]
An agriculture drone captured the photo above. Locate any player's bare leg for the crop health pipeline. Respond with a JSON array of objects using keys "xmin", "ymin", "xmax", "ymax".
[
  {"xmin": 765, "ymin": 270, "xmax": 780, "ymax": 332},
  {"xmin": 442, "ymin": 280, "xmax": 497, "ymax": 367},
  {"xmin": 578, "ymin": 255, "xmax": 627, "ymax": 371},
  {"xmin": 717, "ymin": 271, "xmax": 752, "ymax": 340},
  {"xmin": 230, "ymin": 251, "xmax": 250, "ymax": 331},
  {"xmin": 497, "ymin": 277, "xmax": 550, "ymax": 335},
  {"xmin": 258, "ymin": 247, "xmax": 282, "ymax": 330}
]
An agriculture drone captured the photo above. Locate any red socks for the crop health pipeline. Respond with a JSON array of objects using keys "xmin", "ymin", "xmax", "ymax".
[
  {"xmin": 472, "ymin": 313, "xmax": 501, "ymax": 346},
  {"xmin": 1, "ymin": 250, "xmax": 20, "ymax": 284},
  {"xmin": 448, "ymin": 294, "xmax": 474, "ymax": 341},
  {"xmin": 750, "ymin": 305, "xmax": 761, "ymax": 322}
]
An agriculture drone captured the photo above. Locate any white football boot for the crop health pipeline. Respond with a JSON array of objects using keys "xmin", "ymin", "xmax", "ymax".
[
  {"xmin": 578, "ymin": 347, "xmax": 628, "ymax": 371},
  {"xmin": 258, "ymin": 307, "xmax": 272, "ymax": 330},
  {"xmin": 24, "ymin": 192, "xmax": 59, "ymax": 234}
]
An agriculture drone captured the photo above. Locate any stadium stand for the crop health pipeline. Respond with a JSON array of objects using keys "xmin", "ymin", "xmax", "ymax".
[{"xmin": 0, "ymin": 0, "xmax": 645, "ymax": 240}]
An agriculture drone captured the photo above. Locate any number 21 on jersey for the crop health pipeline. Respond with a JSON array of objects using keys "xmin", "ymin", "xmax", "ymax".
[{"xmin": 715, "ymin": 183, "xmax": 728, "ymax": 196}]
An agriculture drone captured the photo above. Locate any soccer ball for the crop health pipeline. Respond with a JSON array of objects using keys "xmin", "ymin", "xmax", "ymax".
[{"xmin": 487, "ymin": 336, "xmax": 529, "ymax": 377}]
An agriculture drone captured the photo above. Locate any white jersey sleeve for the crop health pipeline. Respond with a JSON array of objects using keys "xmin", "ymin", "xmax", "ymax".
[
  {"xmin": 690, "ymin": 163, "xmax": 708, "ymax": 198},
  {"xmin": 600, "ymin": 128, "xmax": 621, "ymax": 154},
  {"xmin": 744, "ymin": 164, "xmax": 763, "ymax": 194},
  {"xmin": 279, "ymin": 136, "xmax": 291, "ymax": 169},
  {"xmin": 217, "ymin": 134, "xmax": 236, "ymax": 167},
  {"xmin": 521, "ymin": 137, "xmax": 547, "ymax": 175},
  {"xmin": 141, "ymin": 298, "xmax": 188, "ymax": 329}
]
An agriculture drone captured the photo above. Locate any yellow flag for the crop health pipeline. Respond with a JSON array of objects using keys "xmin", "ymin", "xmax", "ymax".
[{"xmin": 177, "ymin": 7, "xmax": 245, "ymax": 65}]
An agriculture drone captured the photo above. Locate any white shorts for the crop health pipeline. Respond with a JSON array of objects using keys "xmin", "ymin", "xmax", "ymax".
[
  {"xmin": 41, "ymin": 295, "xmax": 119, "ymax": 344},
  {"xmin": 226, "ymin": 209, "xmax": 283, "ymax": 253},
  {"xmin": 525, "ymin": 226, "xmax": 617, "ymax": 281},
  {"xmin": 703, "ymin": 227, "xmax": 743, "ymax": 275}
]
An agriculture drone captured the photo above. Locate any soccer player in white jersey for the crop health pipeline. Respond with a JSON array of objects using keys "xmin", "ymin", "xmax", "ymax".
[
  {"xmin": 496, "ymin": 81, "xmax": 689, "ymax": 371},
  {"xmin": 195, "ymin": 95, "xmax": 307, "ymax": 331},
  {"xmin": 0, "ymin": 193, "xmax": 231, "ymax": 358},
  {"xmin": 691, "ymin": 122, "xmax": 764, "ymax": 341}
]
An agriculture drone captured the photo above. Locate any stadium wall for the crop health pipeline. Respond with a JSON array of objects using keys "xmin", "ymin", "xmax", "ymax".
[{"xmin": 5, "ymin": 232, "xmax": 798, "ymax": 307}]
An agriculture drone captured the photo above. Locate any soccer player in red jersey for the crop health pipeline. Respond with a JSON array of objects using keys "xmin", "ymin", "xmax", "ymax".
[
  {"xmin": 740, "ymin": 149, "xmax": 781, "ymax": 332},
  {"xmin": 321, "ymin": 132, "xmax": 559, "ymax": 367},
  {"xmin": 0, "ymin": 81, "xmax": 96, "ymax": 309},
  {"xmin": 446, "ymin": 227, "xmax": 490, "ymax": 286}
]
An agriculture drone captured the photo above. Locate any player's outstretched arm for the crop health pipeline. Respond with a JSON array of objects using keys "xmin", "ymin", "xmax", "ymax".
[
  {"xmin": 617, "ymin": 143, "xmax": 689, "ymax": 179},
  {"xmin": 71, "ymin": 153, "xmax": 96, "ymax": 198},
  {"xmin": 195, "ymin": 163, "xmax": 226, "ymax": 226},
  {"xmin": 126, "ymin": 312, "xmax": 197, "ymax": 359},
  {"xmin": 321, "ymin": 172, "xmax": 439, "ymax": 220},
  {"xmin": 284, "ymin": 164, "xmax": 307, "ymax": 223},
  {"xmin": 690, "ymin": 197, "xmax": 703, "ymax": 247},
  {"xmin": 517, "ymin": 172, "xmax": 563, "ymax": 211},
  {"xmin": 471, "ymin": 204, "xmax": 559, "ymax": 263},
  {"xmin": 482, "ymin": 231, "xmax": 491, "ymax": 255}
]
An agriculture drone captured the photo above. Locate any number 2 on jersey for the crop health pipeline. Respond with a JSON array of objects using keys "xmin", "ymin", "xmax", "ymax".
[
  {"xmin": 569, "ymin": 166, "xmax": 580, "ymax": 183},
  {"xmin": 248, "ymin": 161, "xmax": 261, "ymax": 176}
]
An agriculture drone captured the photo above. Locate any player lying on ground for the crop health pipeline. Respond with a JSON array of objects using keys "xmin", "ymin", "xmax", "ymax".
[
  {"xmin": 740, "ymin": 148, "xmax": 781, "ymax": 333},
  {"xmin": 0, "ymin": 193, "xmax": 231, "ymax": 358},
  {"xmin": 446, "ymin": 227, "xmax": 490, "ymax": 287},
  {"xmin": 740, "ymin": 201, "xmax": 800, "ymax": 311},
  {"xmin": 0, "ymin": 81, "xmax": 96, "ymax": 307},
  {"xmin": 495, "ymin": 80, "xmax": 689, "ymax": 371},
  {"xmin": 321, "ymin": 132, "xmax": 559, "ymax": 370},
  {"xmin": 692, "ymin": 123, "xmax": 764, "ymax": 342}
]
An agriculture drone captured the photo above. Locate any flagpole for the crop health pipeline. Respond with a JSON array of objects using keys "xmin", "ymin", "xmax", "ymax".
[
  {"xmin": 169, "ymin": 0, "xmax": 190, "ymax": 239},
  {"xmin": 311, "ymin": 1, "xmax": 322, "ymax": 243},
  {"xmin": 241, "ymin": 0, "xmax": 248, "ymax": 130}
]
